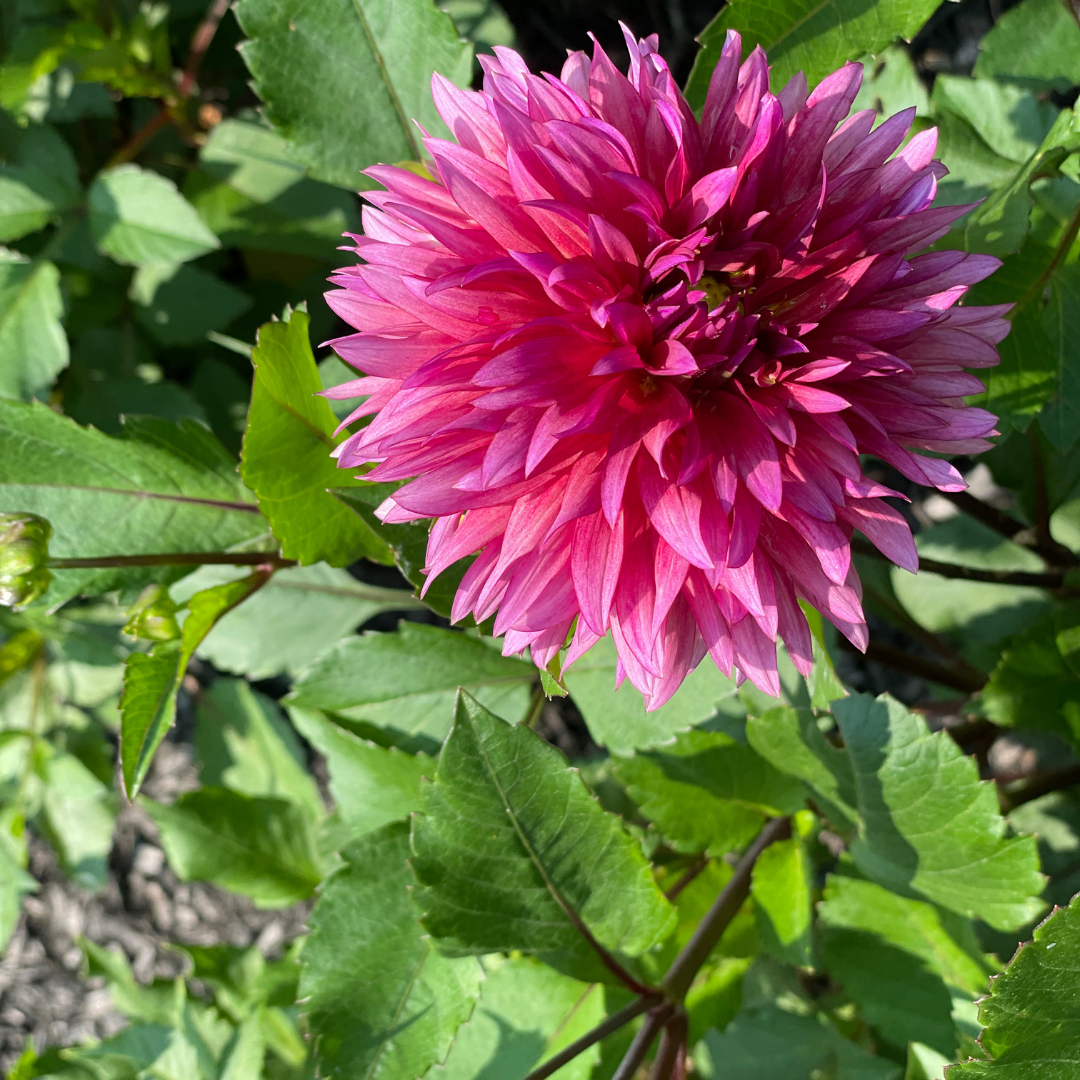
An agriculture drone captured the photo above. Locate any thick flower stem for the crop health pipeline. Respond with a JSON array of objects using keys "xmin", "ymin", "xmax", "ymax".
[{"xmin": 660, "ymin": 816, "xmax": 791, "ymax": 1001}]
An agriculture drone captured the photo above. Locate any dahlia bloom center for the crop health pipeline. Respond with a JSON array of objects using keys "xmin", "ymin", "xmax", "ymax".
[{"xmin": 324, "ymin": 28, "xmax": 1008, "ymax": 709}]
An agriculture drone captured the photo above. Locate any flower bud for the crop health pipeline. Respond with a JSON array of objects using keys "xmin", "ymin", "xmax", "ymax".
[
  {"xmin": 123, "ymin": 584, "xmax": 181, "ymax": 642},
  {"xmin": 0, "ymin": 513, "xmax": 53, "ymax": 609}
]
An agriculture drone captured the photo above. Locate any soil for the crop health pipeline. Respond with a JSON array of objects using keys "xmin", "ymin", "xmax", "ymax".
[{"xmin": 0, "ymin": 742, "xmax": 310, "ymax": 1074}]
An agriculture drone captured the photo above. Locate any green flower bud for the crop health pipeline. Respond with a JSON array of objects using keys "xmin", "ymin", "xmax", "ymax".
[
  {"xmin": 123, "ymin": 584, "xmax": 181, "ymax": 642},
  {"xmin": 0, "ymin": 566, "xmax": 53, "ymax": 609},
  {"xmin": 0, "ymin": 513, "xmax": 53, "ymax": 609}
]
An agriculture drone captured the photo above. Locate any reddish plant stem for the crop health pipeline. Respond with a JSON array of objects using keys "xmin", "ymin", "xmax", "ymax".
[
  {"xmin": 50, "ymin": 552, "xmax": 296, "ymax": 570},
  {"xmin": 110, "ymin": 0, "xmax": 234, "ymax": 164},
  {"xmin": 518, "ymin": 994, "xmax": 660, "ymax": 1080},
  {"xmin": 649, "ymin": 1014, "xmax": 688, "ymax": 1080},
  {"xmin": 664, "ymin": 856, "xmax": 708, "ymax": 901},
  {"xmin": 610, "ymin": 1006, "xmax": 673, "ymax": 1080}
]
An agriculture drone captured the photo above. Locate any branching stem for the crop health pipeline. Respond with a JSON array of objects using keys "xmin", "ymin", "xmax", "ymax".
[
  {"xmin": 518, "ymin": 995, "xmax": 660, "ymax": 1080},
  {"xmin": 661, "ymin": 816, "xmax": 791, "ymax": 1001}
]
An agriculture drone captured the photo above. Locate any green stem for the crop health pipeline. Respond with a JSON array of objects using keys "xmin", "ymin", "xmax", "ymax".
[{"xmin": 15, "ymin": 650, "xmax": 48, "ymax": 813}]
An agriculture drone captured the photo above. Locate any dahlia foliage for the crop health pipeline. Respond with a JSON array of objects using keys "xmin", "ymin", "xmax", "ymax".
[{"xmin": 327, "ymin": 30, "xmax": 1007, "ymax": 708}]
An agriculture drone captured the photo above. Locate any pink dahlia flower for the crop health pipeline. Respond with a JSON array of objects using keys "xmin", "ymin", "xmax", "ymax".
[{"xmin": 325, "ymin": 29, "xmax": 1007, "ymax": 709}]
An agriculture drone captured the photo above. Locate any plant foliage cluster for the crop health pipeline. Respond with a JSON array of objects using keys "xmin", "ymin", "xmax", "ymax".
[{"xmin": 0, "ymin": 0, "xmax": 1079, "ymax": 1077}]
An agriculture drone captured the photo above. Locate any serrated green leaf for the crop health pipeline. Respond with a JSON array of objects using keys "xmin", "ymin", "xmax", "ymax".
[
  {"xmin": 0, "ymin": 405, "xmax": 270, "ymax": 604},
  {"xmin": 696, "ymin": 1005, "xmax": 902, "ymax": 1080},
  {"xmin": 235, "ymin": 0, "xmax": 473, "ymax": 189},
  {"xmin": 429, "ymin": 956, "xmax": 604, "ymax": 1080},
  {"xmin": 412, "ymin": 692, "xmax": 676, "ymax": 960},
  {"xmin": 195, "ymin": 678, "xmax": 324, "ymax": 819},
  {"xmin": 172, "ymin": 561, "xmax": 413, "ymax": 680},
  {"xmin": 972, "ymin": 0, "xmax": 1080, "ymax": 91},
  {"xmin": 0, "ymin": 252, "xmax": 68, "ymax": 401},
  {"xmin": 615, "ymin": 751, "xmax": 768, "ymax": 858},
  {"xmin": 240, "ymin": 309, "xmax": 391, "ymax": 566},
  {"xmin": 287, "ymin": 621, "xmax": 535, "ymax": 753},
  {"xmin": 300, "ymin": 821, "xmax": 483, "ymax": 1080},
  {"xmin": 289, "ymin": 706, "xmax": 431, "ymax": 837},
  {"xmin": 949, "ymin": 894, "xmax": 1080, "ymax": 1078},
  {"xmin": 146, "ymin": 787, "xmax": 322, "ymax": 907},
  {"xmin": 685, "ymin": 0, "xmax": 941, "ymax": 105},
  {"xmin": 746, "ymin": 705, "xmax": 858, "ymax": 830},
  {"xmin": 833, "ymin": 694, "xmax": 1045, "ymax": 931},
  {"xmin": 819, "ymin": 875, "xmax": 995, "ymax": 996},
  {"xmin": 88, "ymin": 164, "xmax": 220, "ymax": 267},
  {"xmin": 564, "ymin": 634, "xmax": 743, "ymax": 754},
  {"xmin": 121, "ymin": 572, "xmax": 269, "ymax": 798},
  {"xmin": 824, "ymin": 930, "xmax": 957, "ymax": 1056}
]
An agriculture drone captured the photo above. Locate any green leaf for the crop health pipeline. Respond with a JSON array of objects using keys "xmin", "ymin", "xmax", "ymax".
[
  {"xmin": 187, "ymin": 118, "xmax": 360, "ymax": 258},
  {"xmin": 172, "ymin": 561, "xmax": 414, "ymax": 680},
  {"xmin": 751, "ymin": 835, "xmax": 812, "ymax": 966},
  {"xmin": 746, "ymin": 705, "xmax": 858, "ymax": 830},
  {"xmin": 132, "ymin": 263, "xmax": 251, "ymax": 347},
  {"xmin": 286, "ymin": 622, "xmax": 535, "ymax": 753},
  {"xmin": 933, "ymin": 110, "xmax": 1024, "ymax": 209},
  {"xmin": 819, "ymin": 875, "xmax": 995, "ymax": 996},
  {"xmin": 832, "ymin": 694, "xmax": 1045, "ymax": 931},
  {"xmin": 88, "ymin": 164, "xmax": 220, "ymax": 267},
  {"xmin": 850, "ymin": 45, "xmax": 929, "ymax": 124},
  {"xmin": 615, "ymin": 730, "xmax": 806, "ymax": 857},
  {"xmin": 1008, "ymin": 793, "xmax": 1080, "ymax": 910},
  {"xmin": 412, "ymin": 692, "xmax": 676, "ymax": 961},
  {"xmin": 949, "ymin": 894, "xmax": 1080, "ymax": 1077},
  {"xmin": 696, "ymin": 1005, "xmax": 902, "ymax": 1080},
  {"xmin": 0, "ymin": 121, "xmax": 80, "ymax": 241},
  {"xmin": 1038, "ymin": 262, "xmax": 1080, "ymax": 452},
  {"xmin": 932, "ymin": 77, "xmax": 1059, "ymax": 165},
  {"xmin": 685, "ymin": 0, "xmax": 940, "ymax": 105},
  {"xmin": 908, "ymin": 1043, "xmax": 952, "ymax": 1080},
  {"xmin": 428, "ymin": 956, "xmax": 604, "ymax": 1080},
  {"xmin": 963, "ymin": 108, "xmax": 1080, "ymax": 256},
  {"xmin": 824, "ymin": 930, "xmax": 957, "ymax": 1056},
  {"xmin": 145, "ymin": 787, "xmax": 322, "ymax": 907},
  {"xmin": 330, "ymin": 484, "xmax": 468, "ymax": 619},
  {"xmin": 0, "ymin": 808, "xmax": 35, "ymax": 952},
  {"xmin": 240, "ymin": 308, "xmax": 391, "ymax": 566},
  {"xmin": 0, "ymin": 405, "xmax": 270, "ymax": 604},
  {"xmin": 289, "ymin": 706, "xmax": 432, "ymax": 837},
  {"xmin": 983, "ymin": 602, "xmax": 1080, "ymax": 740},
  {"xmin": 300, "ymin": 821, "xmax": 483, "ymax": 1080},
  {"xmin": 615, "ymin": 752, "xmax": 769, "ymax": 858},
  {"xmin": 563, "ymin": 634, "xmax": 743, "ymax": 755},
  {"xmin": 120, "ymin": 572, "xmax": 269, "ymax": 798},
  {"xmin": 891, "ymin": 515, "xmax": 1050, "ymax": 664},
  {"xmin": 972, "ymin": 0, "xmax": 1080, "ymax": 91},
  {"xmin": 195, "ymin": 678, "xmax": 324, "ymax": 819},
  {"xmin": 235, "ymin": 0, "xmax": 473, "ymax": 189},
  {"xmin": 0, "ymin": 251, "xmax": 68, "ymax": 401},
  {"xmin": 39, "ymin": 750, "xmax": 116, "ymax": 891}
]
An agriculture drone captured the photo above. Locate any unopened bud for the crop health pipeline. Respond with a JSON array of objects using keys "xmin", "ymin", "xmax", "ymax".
[
  {"xmin": 0, "ymin": 513, "xmax": 53, "ymax": 609},
  {"xmin": 123, "ymin": 584, "xmax": 181, "ymax": 642}
]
